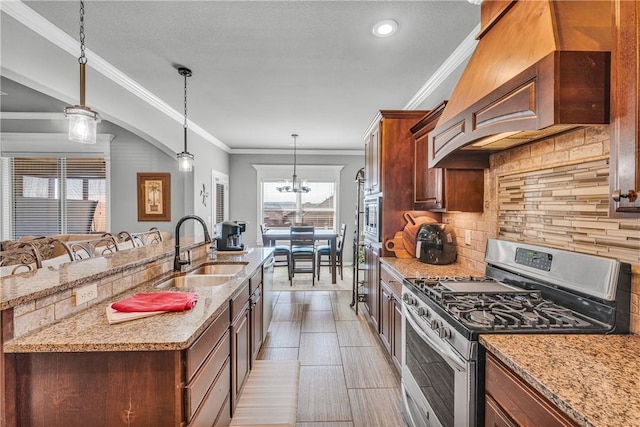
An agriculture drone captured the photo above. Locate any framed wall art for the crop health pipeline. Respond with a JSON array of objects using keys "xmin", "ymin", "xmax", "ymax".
[{"xmin": 137, "ymin": 172, "xmax": 171, "ymax": 221}]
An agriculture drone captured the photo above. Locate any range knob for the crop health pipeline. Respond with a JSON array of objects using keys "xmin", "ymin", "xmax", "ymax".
[
  {"xmin": 402, "ymin": 293, "xmax": 415, "ymax": 305},
  {"xmin": 416, "ymin": 307, "xmax": 428, "ymax": 317},
  {"xmin": 439, "ymin": 327, "xmax": 452, "ymax": 339},
  {"xmin": 431, "ymin": 319, "xmax": 442, "ymax": 331}
]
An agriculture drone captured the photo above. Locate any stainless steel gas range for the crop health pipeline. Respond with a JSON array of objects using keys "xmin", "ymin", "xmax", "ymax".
[{"xmin": 401, "ymin": 239, "xmax": 631, "ymax": 427}]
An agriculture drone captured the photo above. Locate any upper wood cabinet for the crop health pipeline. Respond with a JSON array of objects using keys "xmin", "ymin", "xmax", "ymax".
[
  {"xmin": 411, "ymin": 103, "xmax": 485, "ymax": 212},
  {"xmin": 364, "ymin": 126, "xmax": 380, "ymax": 195},
  {"xmin": 364, "ymin": 110, "xmax": 441, "ymax": 256},
  {"xmin": 364, "ymin": 110, "xmax": 426, "ymax": 197},
  {"xmin": 610, "ymin": 0, "xmax": 640, "ymax": 216}
]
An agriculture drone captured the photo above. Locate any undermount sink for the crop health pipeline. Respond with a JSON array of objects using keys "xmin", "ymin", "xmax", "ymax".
[
  {"xmin": 154, "ymin": 274, "xmax": 234, "ymax": 289},
  {"xmin": 188, "ymin": 262, "xmax": 248, "ymax": 276}
]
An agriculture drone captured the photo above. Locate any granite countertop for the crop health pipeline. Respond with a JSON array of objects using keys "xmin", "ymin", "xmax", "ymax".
[
  {"xmin": 380, "ymin": 257, "xmax": 481, "ymax": 279},
  {"xmin": 481, "ymin": 334, "xmax": 640, "ymax": 427},
  {"xmin": 3, "ymin": 247, "xmax": 273, "ymax": 354}
]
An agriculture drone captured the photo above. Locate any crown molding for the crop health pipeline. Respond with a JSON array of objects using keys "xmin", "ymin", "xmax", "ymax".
[
  {"xmin": 252, "ymin": 164, "xmax": 345, "ymax": 172},
  {"xmin": 403, "ymin": 23, "xmax": 480, "ymax": 110},
  {"xmin": 232, "ymin": 148, "xmax": 363, "ymax": 156},
  {"xmin": 1, "ymin": 1, "xmax": 230, "ymax": 153}
]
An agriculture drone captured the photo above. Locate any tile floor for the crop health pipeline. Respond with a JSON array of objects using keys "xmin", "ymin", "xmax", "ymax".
[{"xmin": 258, "ymin": 289, "xmax": 408, "ymax": 427}]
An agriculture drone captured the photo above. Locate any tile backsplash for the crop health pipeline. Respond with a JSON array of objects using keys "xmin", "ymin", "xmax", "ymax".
[{"xmin": 444, "ymin": 126, "xmax": 640, "ymax": 333}]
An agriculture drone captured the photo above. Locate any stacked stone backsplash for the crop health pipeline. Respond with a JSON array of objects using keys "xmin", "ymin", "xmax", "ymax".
[
  {"xmin": 10, "ymin": 243, "xmax": 209, "ymax": 339},
  {"xmin": 444, "ymin": 126, "xmax": 640, "ymax": 333}
]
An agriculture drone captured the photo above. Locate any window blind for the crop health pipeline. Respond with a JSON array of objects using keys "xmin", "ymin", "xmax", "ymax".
[{"xmin": 9, "ymin": 157, "xmax": 106, "ymax": 238}]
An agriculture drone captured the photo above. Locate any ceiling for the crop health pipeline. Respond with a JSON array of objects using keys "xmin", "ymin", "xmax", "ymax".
[{"xmin": 1, "ymin": 1, "xmax": 480, "ymax": 153}]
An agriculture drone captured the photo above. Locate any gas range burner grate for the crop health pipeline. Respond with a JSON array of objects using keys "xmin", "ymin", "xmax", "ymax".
[{"xmin": 445, "ymin": 293, "xmax": 595, "ymax": 330}]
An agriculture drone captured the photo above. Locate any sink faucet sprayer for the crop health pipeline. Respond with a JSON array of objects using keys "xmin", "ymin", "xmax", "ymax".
[{"xmin": 174, "ymin": 215, "xmax": 212, "ymax": 272}]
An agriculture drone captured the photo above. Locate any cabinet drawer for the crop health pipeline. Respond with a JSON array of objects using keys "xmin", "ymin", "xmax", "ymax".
[
  {"xmin": 231, "ymin": 282, "xmax": 250, "ymax": 322},
  {"xmin": 186, "ymin": 305, "xmax": 230, "ymax": 380},
  {"xmin": 485, "ymin": 353, "xmax": 577, "ymax": 426},
  {"xmin": 188, "ymin": 358, "xmax": 231, "ymax": 427},
  {"xmin": 214, "ymin": 394, "xmax": 231, "ymax": 427},
  {"xmin": 186, "ymin": 331, "xmax": 230, "ymax": 421},
  {"xmin": 380, "ymin": 265, "xmax": 402, "ymax": 298},
  {"xmin": 249, "ymin": 268, "xmax": 263, "ymax": 295}
]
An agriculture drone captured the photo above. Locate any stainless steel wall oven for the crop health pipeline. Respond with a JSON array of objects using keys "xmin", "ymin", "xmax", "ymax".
[{"xmin": 401, "ymin": 239, "xmax": 631, "ymax": 427}]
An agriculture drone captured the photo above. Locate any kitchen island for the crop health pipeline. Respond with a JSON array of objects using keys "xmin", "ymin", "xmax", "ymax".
[{"xmin": 1, "ymin": 240, "xmax": 274, "ymax": 426}]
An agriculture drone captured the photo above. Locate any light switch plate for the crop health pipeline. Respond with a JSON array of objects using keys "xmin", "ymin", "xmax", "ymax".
[
  {"xmin": 73, "ymin": 283, "xmax": 98, "ymax": 306},
  {"xmin": 464, "ymin": 230, "xmax": 472, "ymax": 246}
]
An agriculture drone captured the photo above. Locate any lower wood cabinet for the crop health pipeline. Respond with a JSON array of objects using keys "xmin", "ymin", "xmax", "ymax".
[
  {"xmin": 231, "ymin": 292, "xmax": 251, "ymax": 415},
  {"xmin": 485, "ymin": 352, "xmax": 577, "ymax": 426},
  {"xmin": 380, "ymin": 264, "xmax": 403, "ymax": 372},
  {"xmin": 364, "ymin": 242, "xmax": 381, "ymax": 330},
  {"xmin": 6, "ymin": 305, "xmax": 231, "ymax": 427},
  {"xmin": 250, "ymin": 283, "xmax": 264, "ymax": 364}
]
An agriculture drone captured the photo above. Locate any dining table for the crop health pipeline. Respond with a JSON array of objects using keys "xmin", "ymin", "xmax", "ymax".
[{"xmin": 261, "ymin": 228, "xmax": 338, "ymax": 284}]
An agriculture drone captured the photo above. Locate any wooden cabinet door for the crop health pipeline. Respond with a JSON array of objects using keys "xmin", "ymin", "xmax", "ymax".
[
  {"xmin": 250, "ymin": 284, "xmax": 263, "ymax": 365},
  {"xmin": 610, "ymin": 0, "xmax": 640, "ymax": 216},
  {"xmin": 231, "ymin": 304, "xmax": 250, "ymax": 414},
  {"xmin": 414, "ymin": 130, "xmax": 443, "ymax": 208},
  {"xmin": 391, "ymin": 297, "xmax": 403, "ymax": 371},
  {"xmin": 412, "ymin": 102, "xmax": 447, "ymax": 209},
  {"xmin": 364, "ymin": 243, "xmax": 380, "ymax": 330},
  {"xmin": 379, "ymin": 284, "xmax": 392, "ymax": 353},
  {"xmin": 443, "ymin": 169, "xmax": 484, "ymax": 212},
  {"xmin": 365, "ymin": 125, "xmax": 381, "ymax": 195}
]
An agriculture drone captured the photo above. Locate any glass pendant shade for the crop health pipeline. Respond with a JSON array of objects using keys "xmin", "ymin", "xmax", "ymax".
[
  {"xmin": 65, "ymin": 105, "xmax": 100, "ymax": 144},
  {"xmin": 177, "ymin": 151, "xmax": 194, "ymax": 172}
]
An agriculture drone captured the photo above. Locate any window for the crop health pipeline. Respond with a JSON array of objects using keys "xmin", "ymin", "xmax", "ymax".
[
  {"xmin": 5, "ymin": 157, "xmax": 107, "ymax": 238},
  {"xmin": 211, "ymin": 170, "xmax": 229, "ymax": 232},
  {"xmin": 254, "ymin": 164, "xmax": 344, "ymax": 232}
]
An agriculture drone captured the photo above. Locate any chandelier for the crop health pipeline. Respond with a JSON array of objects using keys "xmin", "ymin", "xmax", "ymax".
[
  {"xmin": 177, "ymin": 67, "xmax": 194, "ymax": 172},
  {"xmin": 64, "ymin": 0, "xmax": 101, "ymax": 144},
  {"xmin": 277, "ymin": 133, "xmax": 310, "ymax": 193}
]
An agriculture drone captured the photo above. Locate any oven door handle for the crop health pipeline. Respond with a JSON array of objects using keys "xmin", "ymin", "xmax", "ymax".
[{"xmin": 404, "ymin": 305, "xmax": 467, "ymax": 372}]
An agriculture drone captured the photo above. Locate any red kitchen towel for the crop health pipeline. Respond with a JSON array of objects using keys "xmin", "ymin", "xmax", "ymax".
[{"xmin": 111, "ymin": 291, "xmax": 198, "ymax": 312}]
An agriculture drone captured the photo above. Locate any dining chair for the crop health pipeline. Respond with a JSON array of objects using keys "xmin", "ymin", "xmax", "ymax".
[
  {"xmin": 290, "ymin": 225, "xmax": 316, "ymax": 285},
  {"xmin": 260, "ymin": 223, "xmax": 291, "ymax": 280},
  {"xmin": 317, "ymin": 223, "xmax": 346, "ymax": 280}
]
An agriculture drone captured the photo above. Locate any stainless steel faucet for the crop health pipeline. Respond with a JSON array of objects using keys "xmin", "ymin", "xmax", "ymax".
[{"xmin": 174, "ymin": 215, "xmax": 212, "ymax": 271}]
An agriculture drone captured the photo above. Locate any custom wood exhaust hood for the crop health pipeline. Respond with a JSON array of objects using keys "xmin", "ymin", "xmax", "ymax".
[{"xmin": 429, "ymin": 0, "xmax": 612, "ymax": 169}]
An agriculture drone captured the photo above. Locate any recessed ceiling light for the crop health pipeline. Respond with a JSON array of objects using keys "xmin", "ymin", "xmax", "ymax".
[{"xmin": 372, "ymin": 20, "xmax": 398, "ymax": 38}]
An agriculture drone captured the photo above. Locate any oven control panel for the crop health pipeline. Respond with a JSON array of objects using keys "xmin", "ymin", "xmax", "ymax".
[{"xmin": 515, "ymin": 247, "xmax": 553, "ymax": 271}]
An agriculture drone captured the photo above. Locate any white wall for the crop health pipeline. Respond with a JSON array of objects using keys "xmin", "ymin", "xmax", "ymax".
[{"xmin": 229, "ymin": 153, "xmax": 363, "ymax": 264}]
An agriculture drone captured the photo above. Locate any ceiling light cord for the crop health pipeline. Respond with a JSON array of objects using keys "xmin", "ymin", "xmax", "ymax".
[
  {"xmin": 183, "ymin": 68, "xmax": 188, "ymax": 153},
  {"xmin": 78, "ymin": 0, "xmax": 86, "ymax": 65}
]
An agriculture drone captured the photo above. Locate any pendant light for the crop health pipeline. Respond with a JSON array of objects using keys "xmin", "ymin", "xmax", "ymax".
[
  {"xmin": 277, "ymin": 134, "xmax": 310, "ymax": 193},
  {"xmin": 177, "ymin": 67, "xmax": 194, "ymax": 172},
  {"xmin": 64, "ymin": 0, "xmax": 101, "ymax": 144}
]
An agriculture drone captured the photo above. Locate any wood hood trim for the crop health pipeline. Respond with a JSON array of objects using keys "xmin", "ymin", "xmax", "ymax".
[{"xmin": 429, "ymin": 0, "xmax": 612, "ymax": 168}]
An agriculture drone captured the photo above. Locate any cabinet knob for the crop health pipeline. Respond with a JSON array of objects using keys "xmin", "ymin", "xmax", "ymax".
[{"xmin": 612, "ymin": 189, "xmax": 638, "ymax": 203}]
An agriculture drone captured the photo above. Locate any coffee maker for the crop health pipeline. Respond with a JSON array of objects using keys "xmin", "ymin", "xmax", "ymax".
[{"xmin": 215, "ymin": 221, "xmax": 246, "ymax": 251}]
